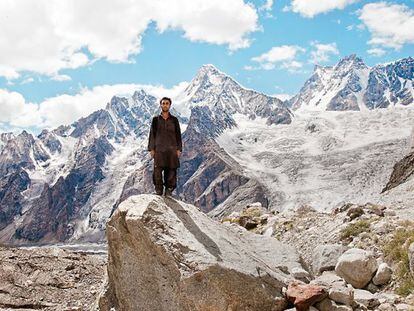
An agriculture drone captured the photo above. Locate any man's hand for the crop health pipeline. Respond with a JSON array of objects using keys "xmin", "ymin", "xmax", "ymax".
[
  {"xmin": 150, "ymin": 150, "xmax": 155, "ymax": 158},
  {"xmin": 177, "ymin": 150, "xmax": 181, "ymax": 157}
]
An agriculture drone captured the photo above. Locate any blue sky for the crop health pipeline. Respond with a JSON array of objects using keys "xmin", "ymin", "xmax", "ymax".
[{"xmin": 0, "ymin": 0, "xmax": 413, "ymax": 133}]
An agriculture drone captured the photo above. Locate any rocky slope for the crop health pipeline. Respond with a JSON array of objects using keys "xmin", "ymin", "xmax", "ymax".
[
  {"xmin": 382, "ymin": 127, "xmax": 414, "ymax": 192},
  {"xmin": 0, "ymin": 245, "xmax": 106, "ymax": 310},
  {"xmin": 289, "ymin": 55, "xmax": 414, "ymax": 111},
  {"xmin": 222, "ymin": 201, "xmax": 414, "ymax": 310}
]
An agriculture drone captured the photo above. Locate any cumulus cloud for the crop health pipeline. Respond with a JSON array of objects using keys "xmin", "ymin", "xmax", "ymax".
[
  {"xmin": 367, "ymin": 48, "xmax": 386, "ymax": 57},
  {"xmin": 310, "ymin": 42, "xmax": 339, "ymax": 64},
  {"xmin": 358, "ymin": 2, "xmax": 414, "ymax": 50},
  {"xmin": 250, "ymin": 45, "xmax": 305, "ymax": 71},
  {"xmin": 287, "ymin": 0, "xmax": 358, "ymax": 18},
  {"xmin": 0, "ymin": 81, "xmax": 188, "ymax": 132},
  {"xmin": 0, "ymin": 0, "xmax": 259, "ymax": 79},
  {"xmin": 0, "ymin": 89, "xmax": 42, "ymax": 127}
]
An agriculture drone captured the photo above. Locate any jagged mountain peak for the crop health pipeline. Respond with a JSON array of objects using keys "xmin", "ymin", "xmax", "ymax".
[
  {"xmin": 335, "ymin": 54, "xmax": 368, "ymax": 71},
  {"xmin": 290, "ymin": 54, "xmax": 413, "ymax": 111},
  {"xmin": 197, "ymin": 63, "xmax": 222, "ymax": 76},
  {"xmin": 16, "ymin": 130, "xmax": 35, "ymax": 142},
  {"xmin": 184, "ymin": 64, "xmax": 242, "ymax": 96}
]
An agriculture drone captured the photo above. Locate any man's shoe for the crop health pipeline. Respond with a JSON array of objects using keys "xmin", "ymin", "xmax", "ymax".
[
  {"xmin": 164, "ymin": 188, "xmax": 173, "ymax": 197},
  {"xmin": 155, "ymin": 189, "xmax": 163, "ymax": 195}
]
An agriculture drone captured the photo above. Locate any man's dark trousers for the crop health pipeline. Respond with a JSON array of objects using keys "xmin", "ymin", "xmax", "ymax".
[{"xmin": 153, "ymin": 165, "xmax": 177, "ymax": 194}]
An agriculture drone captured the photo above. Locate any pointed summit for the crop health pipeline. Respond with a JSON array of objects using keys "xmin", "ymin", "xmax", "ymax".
[
  {"xmin": 336, "ymin": 54, "xmax": 367, "ymax": 70},
  {"xmin": 192, "ymin": 64, "xmax": 228, "ymax": 86}
]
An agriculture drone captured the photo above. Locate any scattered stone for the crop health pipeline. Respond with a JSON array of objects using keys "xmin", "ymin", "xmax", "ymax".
[
  {"xmin": 310, "ymin": 271, "xmax": 347, "ymax": 289},
  {"xmin": 372, "ymin": 262, "xmax": 392, "ymax": 285},
  {"xmin": 286, "ymin": 281, "xmax": 327, "ymax": 311},
  {"xmin": 395, "ymin": 303, "xmax": 414, "ymax": 311},
  {"xmin": 408, "ymin": 242, "xmax": 414, "ymax": 276},
  {"xmin": 0, "ymin": 246, "xmax": 106, "ymax": 310},
  {"xmin": 329, "ymin": 284, "xmax": 354, "ymax": 306},
  {"xmin": 312, "ymin": 244, "xmax": 348, "ymax": 274},
  {"xmin": 378, "ymin": 302, "xmax": 396, "ymax": 311},
  {"xmin": 316, "ymin": 298, "xmax": 353, "ymax": 311},
  {"xmin": 366, "ymin": 282, "xmax": 380, "ymax": 293},
  {"xmin": 354, "ymin": 289, "xmax": 380, "ymax": 309},
  {"xmin": 291, "ymin": 267, "xmax": 311, "ymax": 282},
  {"xmin": 335, "ymin": 248, "xmax": 378, "ymax": 288}
]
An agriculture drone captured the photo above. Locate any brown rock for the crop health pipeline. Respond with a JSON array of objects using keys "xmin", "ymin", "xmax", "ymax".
[{"xmin": 286, "ymin": 281, "xmax": 327, "ymax": 311}]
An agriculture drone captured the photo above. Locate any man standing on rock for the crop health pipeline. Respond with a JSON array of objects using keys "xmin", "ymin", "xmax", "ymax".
[{"xmin": 148, "ymin": 97, "xmax": 182, "ymax": 196}]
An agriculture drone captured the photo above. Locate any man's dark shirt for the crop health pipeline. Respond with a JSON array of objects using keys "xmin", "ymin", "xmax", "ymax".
[{"xmin": 148, "ymin": 112, "xmax": 182, "ymax": 168}]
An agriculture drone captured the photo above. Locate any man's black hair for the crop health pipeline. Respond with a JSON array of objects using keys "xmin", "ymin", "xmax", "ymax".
[{"xmin": 160, "ymin": 97, "xmax": 172, "ymax": 104}]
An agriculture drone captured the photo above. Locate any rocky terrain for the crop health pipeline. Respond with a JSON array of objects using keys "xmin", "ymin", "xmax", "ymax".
[
  {"xmin": 0, "ymin": 245, "xmax": 106, "ymax": 310},
  {"xmin": 221, "ymin": 201, "xmax": 414, "ymax": 310}
]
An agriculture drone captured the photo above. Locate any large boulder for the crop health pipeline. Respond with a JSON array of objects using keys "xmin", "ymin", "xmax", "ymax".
[
  {"xmin": 312, "ymin": 244, "xmax": 348, "ymax": 274},
  {"xmin": 335, "ymin": 248, "xmax": 378, "ymax": 289},
  {"xmin": 100, "ymin": 194, "xmax": 304, "ymax": 311}
]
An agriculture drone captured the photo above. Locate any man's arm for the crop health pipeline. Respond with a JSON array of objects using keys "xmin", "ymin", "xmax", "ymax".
[
  {"xmin": 148, "ymin": 117, "xmax": 156, "ymax": 152},
  {"xmin": 175, "ymin": 117, "xmax": 182, "ymax": 152}
]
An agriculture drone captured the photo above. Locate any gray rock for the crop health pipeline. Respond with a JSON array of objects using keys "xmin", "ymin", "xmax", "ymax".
[
  {"xmin": 329, "ymin": 284, "xmax": 354, "ymax": 306},
  {"xmin": 291, "ymin": 266, "xmax": 311, "ymax": 281},
  {"xmin": 378, "ymin": 302, "xmax": 396, "ymax": 311},
  {"xmin": 316, "ymin": 298, "xmax": 353, "ymax": 311},
  {"xmin": 372, "ymin": 262, "xmax": 392, "ymax": 285},
  {"xmin": 101, "ymin": 194, "xmax": 305, "ymax": 311},
  {"xmin": 409, "ymin": 242, "xmax": 414, "ymax": 276},
  {"xmin": 354, "ymin": 289, "xmax": 380, "ymax": 309},
  {"xmin": 396, "ymin": 303, "xmax": 413, "ymax": 311},
  {"xmin": 312, "ymin": 244, "xmax": 348, "ymax": 274},
  {"xmin": 310, "ymin": 271, "xmax": 347, "ymax": 289},
  {"xmin": 335, "ymin": 248, "xmax": 378, "ymax": 288}
]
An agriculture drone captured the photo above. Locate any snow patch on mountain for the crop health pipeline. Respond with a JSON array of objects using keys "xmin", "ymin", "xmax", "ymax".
[{"xmin": 215, "ymin": 107, "xmax": 414, "ymax": 212}]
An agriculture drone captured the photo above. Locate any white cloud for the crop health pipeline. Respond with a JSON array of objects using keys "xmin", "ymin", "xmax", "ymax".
[
  {"xmin": 358, "ymin": 2, "xmax": 414, "ymax": 50},
  {"xmin": 0, "ymin": 82, "xmax": 188, "ymax": 131},
  {"xmin": 251, "ymin": 45, "xmax": 305, "ymax": 71},
  {"xmin": 0, "ymin": 89, "xmax": 42, "ymax": 127},
  {"xmin": 288, "ymin": 0, "xmax": 358, "ymax": 18},
  {"xmin": 367, "ymin": 48, "xmax": 386, "ymax": 57},
  {"xmin": 259, "ymin": 0, "xmax": 274, "ymax": 11},
  {"xmin": 310, "ymin": 42, "xmax": 339, "ymax": 64},
  {"xmin": 51, "ymin": 74, "xmax": 72, "ymax": 82},
  {"xmin": 21, "ymin": 77, "xmax": 35, "ymax": 85},
  {"xmin": 0, "ymin": 0, "xmax": 259, "ymax": 79}
]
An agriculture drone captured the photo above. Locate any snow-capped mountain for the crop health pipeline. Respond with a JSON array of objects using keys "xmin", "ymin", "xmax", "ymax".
[
  {"xmin": 0, "ymin": 64, "xmax": 289, "ymax": 245},
  {"xmin": 1, "ymin": 59, "xmax": 413, "ymax": 245},
  {"xmin": 290, "ymin": 55, "xmax": 414, "ymax": 111},
  {"xmin": 175, "ymin": 64, "xmax": 293, "ymax": 132}
]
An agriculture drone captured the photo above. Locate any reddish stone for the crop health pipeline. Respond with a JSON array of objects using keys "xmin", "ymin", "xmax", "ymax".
[{"xmin": 286, "ymin": 281, "xmax": 327, "ymax": 311}]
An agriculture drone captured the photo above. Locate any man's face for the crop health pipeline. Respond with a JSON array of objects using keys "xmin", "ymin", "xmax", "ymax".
[{"xmin": 160, "ymin": 100, "xmax": 171, "ymax": 112}]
